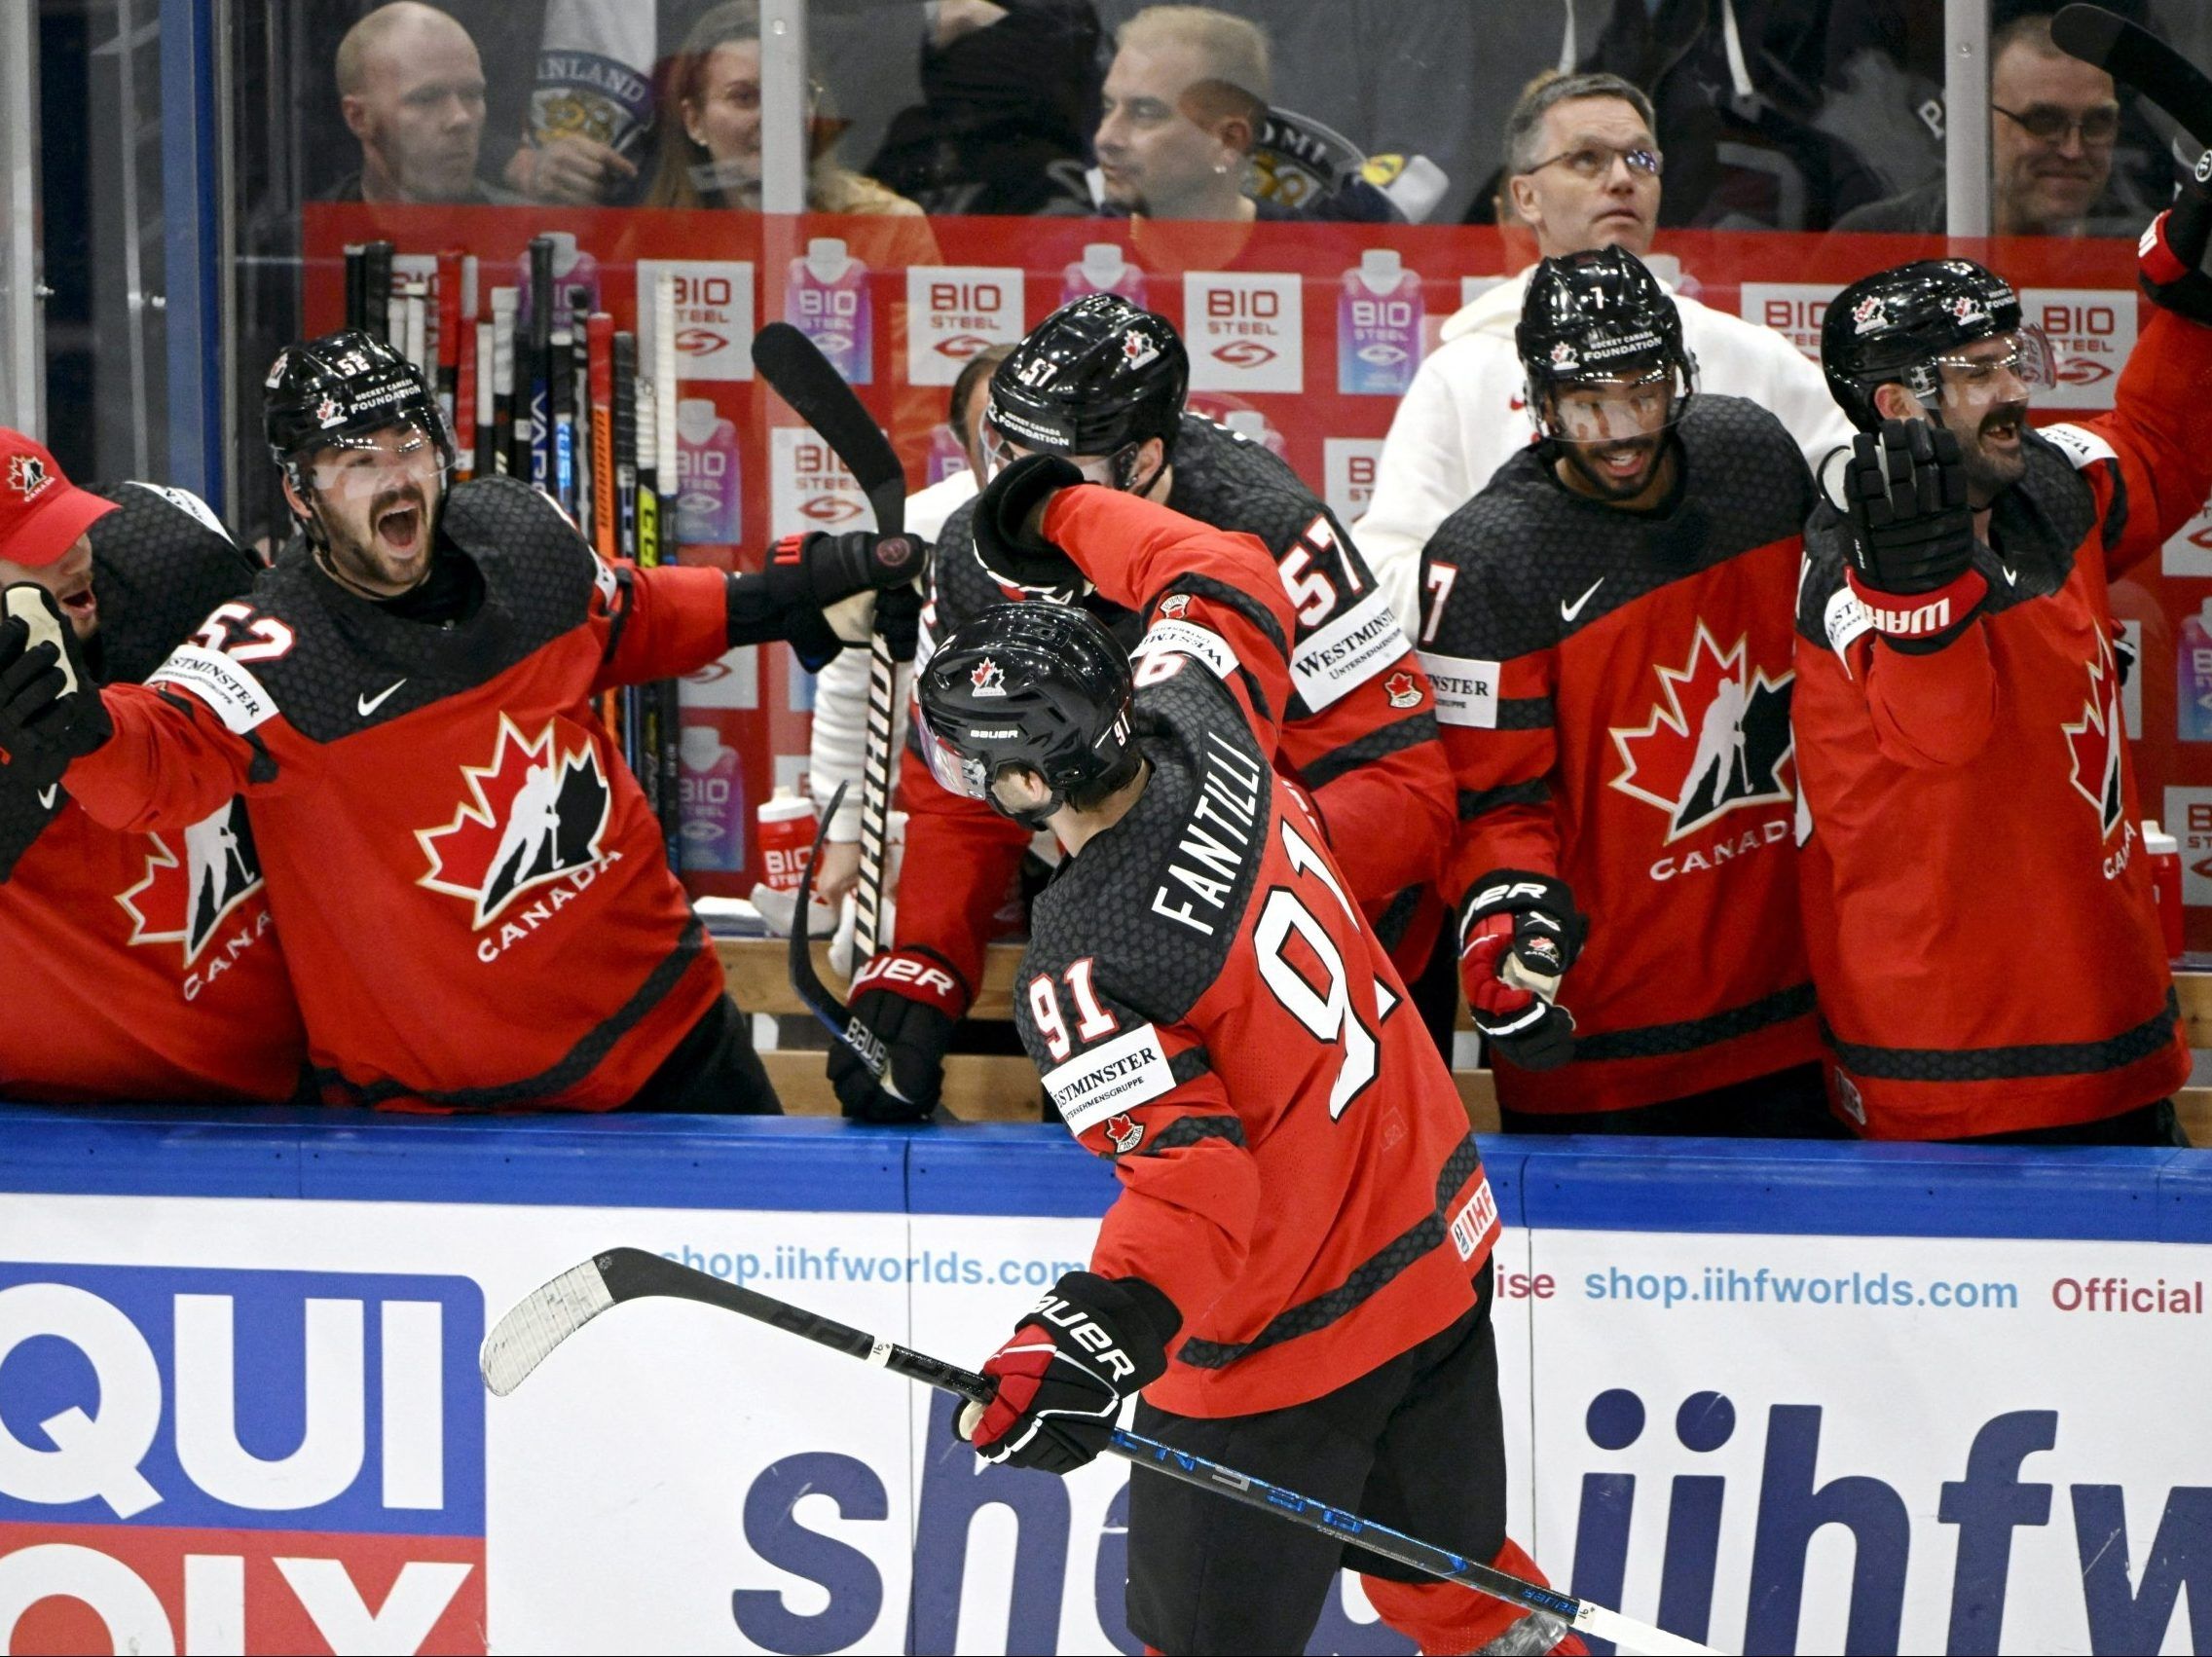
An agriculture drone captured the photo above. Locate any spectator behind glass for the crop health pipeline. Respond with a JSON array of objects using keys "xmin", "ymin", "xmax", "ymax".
[
  {"xmin": 1353, "ymin": 70, "xmax": 1852, "ymax": 637},
  {"xmin": 867, "ymin": 1, "xmax": 1102, "ymax": 217},
  {"xmin": 499, "ymin": 0, "xmax": 654, "ymax": 206},
  {"xmin": 328, "ymin": 2, "xmax": 500, "ymax": 204},
  {"xmin": 642, "ymin": 0, "xmax": 923, "ymax": 216},
  {"xmin": 1834, "ymin": 15, "xmax": 2133, "ymax": 236},
  {"xmin": 1094, "ymin": 5, "xmax": 1271, "ymax": 222}
]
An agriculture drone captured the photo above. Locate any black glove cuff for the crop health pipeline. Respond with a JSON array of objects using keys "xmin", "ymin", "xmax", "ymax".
[{"xmin": 977, "ymin": 455, "xmax": 1088, "ymax": 592}]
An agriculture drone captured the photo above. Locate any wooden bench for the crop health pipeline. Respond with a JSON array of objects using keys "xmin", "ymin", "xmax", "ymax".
[{"xmin": 719, "ymin": 938, "xmax": 2212, "ymax": 1142}]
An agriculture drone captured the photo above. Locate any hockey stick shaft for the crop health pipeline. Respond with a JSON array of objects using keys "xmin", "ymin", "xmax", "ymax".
[
  {"xmin": 651, "ymin": 274, "xmax": 682, "ymax": 865},
  {"xmin": 482, "ymin": 1248, "xmax": 1710, "ymax": 1657},
  {"xmin": 748, "ymin": 321, "xmax": 904, "ymax": 960},
  {"xmin": 789, "ymin": 784, "xmax": 908, "ymax": 1090},
  {"xmin": 529, "ymin": 237, "xmax": 553, "ymax": 491},
  {"xmin": 2053, "ymin": 4, "xmax": 2212, "ymax": 144}
]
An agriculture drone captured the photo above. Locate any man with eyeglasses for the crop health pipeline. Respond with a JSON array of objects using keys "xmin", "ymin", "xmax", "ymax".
[
  {"xmin": 1833, "ymin": 14, "xmax": 2133, "ymax": 237},
  {"xmin": 830, "ymin": 294, "xmax": 1456, "ymax": 1124},
  {"xmin": 1792, "ymin": 149, "xmax": 2212, "ymax": 1143},
  {"xmin": 1358, "ymin": 69, "xmax": 1850, "ymax": 643},
  {"xmin": 0, "ymin": 331, "xmax": 924, "ymax": 1114},
  {"xmin": 1416, "ymin": 247, "xmax": 1831, "ymax": 1135}
]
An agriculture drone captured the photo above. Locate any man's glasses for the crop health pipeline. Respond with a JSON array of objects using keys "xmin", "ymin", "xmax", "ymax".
[
  {"xmin": 1993, "ymin": 103, "xmax": 2121, "ymax": 146},
  {"xmin": 1522, "ymin": 143, "xmax": 1664, "ymax": 182}
]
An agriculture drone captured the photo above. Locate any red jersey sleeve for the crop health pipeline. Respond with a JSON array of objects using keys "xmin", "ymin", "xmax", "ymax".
[
  {"xmin": 891, "ymin": 738, "xmax": 1031, "ymax": 1004},
  {"xmin": 591, "ymin": 560, "xmax": 734, "ymax": 692},
  {"xmin": 1040, "ymin": 485, "xmax": 1297, "ymax": 752},
  {"xmin": 2051, "ymin": 307, "xmax": 2212, "ymax": 578}
]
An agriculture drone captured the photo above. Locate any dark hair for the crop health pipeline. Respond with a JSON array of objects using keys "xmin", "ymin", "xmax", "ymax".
[{"xmin": 950, "ymin": 342, "xmax": 1015, "ymax": 429}]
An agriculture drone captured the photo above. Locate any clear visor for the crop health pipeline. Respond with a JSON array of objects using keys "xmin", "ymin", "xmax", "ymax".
[
  {"xmin": 1546, "ymin": 365, "xmax": 1684, "ymax": 444},
  {"xmin": 919, "ymin": 720, "xmax": 994, "ymax": 802},
  {"xmin": 982, "ymin": 424, "xmax": 1120, "ymax": 485},
  {"xmin": 1931, "ymin": 326, "xmax": 2060, "ymax": 396},
  {"xmin": 303, "ymin": 422, "xmax": 447, "ymax": 500}
]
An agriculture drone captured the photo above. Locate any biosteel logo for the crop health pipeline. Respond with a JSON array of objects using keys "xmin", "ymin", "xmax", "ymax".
[{"xmin": 0, "ymin": 1265, "xmax": 485, "ymax": 1653}]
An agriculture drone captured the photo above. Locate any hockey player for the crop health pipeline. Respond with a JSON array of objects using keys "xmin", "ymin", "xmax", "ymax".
[
  {"xmin": 1793, "ymin": 162, "xmax": 2212, "ymax": 1144},
  {"xmin": 920, "ymin": 453, "xmax": 1577, "ymax": 1657},
  {"xmin": 1357, "ymin": 70, "xmax": 1852, "ymax": 638},
  {"xmin": 1419, "ymin": 247, "xmax": 1826, "ymax": 1132},
  {"xmin": 0, "ymin": 430, "xmax": 305, "ymax": 1102},
  {"xmin": 835, "ymin": 294, "xmax": 1454, "ymax": 1123},
  {"xmin": 0, "ymin": 332, "xmax": 921, "ymax": 1114}
]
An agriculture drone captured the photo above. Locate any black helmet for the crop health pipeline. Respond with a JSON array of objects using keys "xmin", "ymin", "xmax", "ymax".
[
  {"xmin": 1821, "ymin": 260, "xmax": 2026, "ymax": 431},
  {"xmin": 986, "ymin": 295, "xmax": 1188, "ymax": 482},
  {"xmin": 916, "ymin": 601, "xmax": 1137, "ymax": 830},
  {"xmin": 1516, "ymin": 246, "xmax": 1696, "ymax": 437},
  {"xmin": 264, "ymin": 330, "xmax": 453, "ymax": 489}
]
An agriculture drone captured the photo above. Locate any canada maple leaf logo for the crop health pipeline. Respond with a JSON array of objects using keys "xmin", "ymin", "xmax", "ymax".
[
  {"xmin": 1384, "ymin": 670, "xmax": 1422, "ymax": 709},
  {"xmin": 1610, "ymin": 623, "xmax": 1794, "ymax": 842},
  {"xmin": 417, "ymin": 713, "xmax": 612, "ymax": 929},
  {"xmin": 116, "ymin": 798, "xmax": 264, "ymax": 966},
  {"xmin": 2062, "ymin": 637, "xmax": 2125, "ymax": 839}
]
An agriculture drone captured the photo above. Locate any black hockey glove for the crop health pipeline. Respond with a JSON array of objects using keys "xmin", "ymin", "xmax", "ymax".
[
  {"xmin": 958, "ymin": 1271, "xmax": 1178, "ymax": 1475},
  {"xmin": 0, "ymin": 584, "xmax": 110, "ymax": 779},
  {"xmin": 2141, "ymin": 147, "xmax": 2212, "ymax": 325},
  {"xmin": 1458, "ymin": 870, "xmax": 1585, "ymax": 1072},
  {"xmin": 974, "ymin": 454, "xmax": 1089, "ymax": 599},
  {"xmin": 737, "ymin": 531, "xmax": 928, "ymax": 670},
  {"xmin": 1830, "ymin": 420, "xmax": 1985, "ymax": 653},
  {"xmin": 828, "ymin": 947, "xmax": 964, "ymax": 1124}
]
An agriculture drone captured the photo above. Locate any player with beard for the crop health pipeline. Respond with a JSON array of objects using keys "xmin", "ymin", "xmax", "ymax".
[
  {"xmin": 1418, "ymin": 246, "xmax": 1828, "ymax": 1133},
  {"xmin": 1794, "ymin": 183, "xmax": 2212, "ymax": 1142},
  {"xmin": 832, "ymin": 294, "xmax": 1455, "ymax": 1124},
  {"xmin": 921, "ymin": 455, "xmax": 1577, "ymax": 1656},
  {"xmin": 0, "ymin": 429, "xmax": 305, "ymax": 1102},
  {"xmin": 0, "ymin": 331, "xmax": 922, "ymax": 1113}
]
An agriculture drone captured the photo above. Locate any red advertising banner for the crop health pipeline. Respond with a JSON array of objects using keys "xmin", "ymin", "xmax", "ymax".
[{"xmin": 302, "ymin": 206, "xmax": 2210, "ymax": 940}]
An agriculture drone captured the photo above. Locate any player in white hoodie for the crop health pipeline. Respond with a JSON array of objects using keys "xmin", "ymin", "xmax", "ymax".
[{"xmin": 1358, "ymin": 71, "xmax": 1852, "ymax": 636}]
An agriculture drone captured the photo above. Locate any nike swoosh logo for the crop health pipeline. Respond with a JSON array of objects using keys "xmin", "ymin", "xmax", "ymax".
[
  {"xmin": 357, "ymin": 680, "xmax": 407, "ymax": 718},
  {"xmin": 1560, "ymin": 577, "xmax": 1605, "ymax": 622},
  {"xmin": 37, "ymin": 786, "xmax": 56, "ymax": 810},
  {"xmin": 1999, "ymin": 565, "xmax": 2021, "ymax": 587}
]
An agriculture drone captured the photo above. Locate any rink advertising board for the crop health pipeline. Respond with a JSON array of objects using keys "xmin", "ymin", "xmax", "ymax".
[
  {"xmin": 305, "ymin": 209, "xmax": 2212, "ymax": 948},
  {"xmin": 0, "ymin": 1111, "xmax": 2206, "ymax": 1655}
]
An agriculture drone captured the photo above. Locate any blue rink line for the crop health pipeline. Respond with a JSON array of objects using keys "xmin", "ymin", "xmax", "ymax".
[{"xmin": 0, "ymin": 1104, "xmax": 2207, "ymax": 1244}]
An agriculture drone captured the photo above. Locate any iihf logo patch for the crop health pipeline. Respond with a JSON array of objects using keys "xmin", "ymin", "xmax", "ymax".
[
  {"xmin": 971, "ymin": 658, "xmax": 1009, "ymax": 697},
  {"xmin": 6, "ymin": 454, "xmax": 53, "ymax": 500},
  {"xmin": 417, "ymin": 714, "xmax": 614, "ymax": 930}
]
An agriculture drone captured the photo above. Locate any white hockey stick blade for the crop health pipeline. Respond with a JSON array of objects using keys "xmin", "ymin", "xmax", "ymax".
[
  {"xmin": 480, "ymin": 1257, "xmax": 617, "ymax": 1396},
  {"xmin": 1573, "ymin": 1602, "xmax": 1718, "ymax": 1657}
]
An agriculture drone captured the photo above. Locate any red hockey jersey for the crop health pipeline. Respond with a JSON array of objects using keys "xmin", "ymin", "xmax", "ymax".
[
  {"xmin": 1011, "ymin": 487, "xmax": 1497, "ymax": 1418},
  {"xmin": 903, "ymin": 414, "xmax": 1455, "ymax": 1011},
  {"xmin": 0, "ymin": 482, "xmax": 303, "ymax": 1104},
  {"xmin": 1792, "ymin": 307, "xmax": 2212, "ymax": 1139},
  {"xmin": 62, "ymin": 478, "xmax": 734, "ymax": 1112},
  {"xmin": 1418, "ymin": 395, "xmax": 1820, "ymax": 1114}
]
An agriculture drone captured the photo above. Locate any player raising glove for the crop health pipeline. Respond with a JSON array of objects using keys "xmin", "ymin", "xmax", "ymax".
[
  {"xmin": 745, "ymin": 530, "xmax": 927, "ymax": 672},
  {"xmin": 971, "ymin": 454, "xmax": 1091, "ymax": 600},
  {"xmin": 1458, "ymin": 871, "xmax": 1585, "ymax": 1071},
  {"xmin": 828, "ymin": 947, "xmax": 966, "ymax": 1124},
  {"xmin": 957, "ymin": 1270, "xmax": 1178, "ymax": 1474},
  {"xmin": 0, "ymin": 583, "xmax": 110, "ymax": 778},
  {"xmin": 2141, "ymin": 148, "xmax": 2212, "ymax": 324},
  {"xmin": 1829, "ymin": 419, "xmax": 1981, "ymax": 652}
]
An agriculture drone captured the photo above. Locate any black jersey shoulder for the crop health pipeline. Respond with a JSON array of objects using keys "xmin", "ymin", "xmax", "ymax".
[
  {"xmin": 1424, "ymin": 393, "xmax": 1815, "ymax": 663},
  {"xmin": 88, "ymin": 483, "xmax": 260, "ymax": 687},
  {"xmin": 1166, "ymin": 413, "xmax": 1348, "ymax": 564},
  {"xmin": 1023, "ymin": 664, "xmax": 1272, "ymax": 1037},
  {"xmin": 227, "ymin": 476, "xmax": 603, "ymax": 743},
  {"xmin": 1984, "ymin": 427, "xmax": 2096, "ymax": 594}
]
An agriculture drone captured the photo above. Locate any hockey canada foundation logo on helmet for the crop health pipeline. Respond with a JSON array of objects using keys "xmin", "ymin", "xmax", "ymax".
[
  {"xmin": 117, "ymin": 798, "xmax": 268, "ymax": 970},
  {"xmin": 1610, "ymin": 624, "xmax": 1794, "ymax": 842},
  {"xmin": 7, "ymin": 454, "xmax": 52, "ymax": 501},
  {"xmin": 418, "ymin": 714, "xmax": 614, "ymax": 930},
  {"xmin": 2063, "ymin": 635, "xmax": 2126, "ymax": 841},
  {"xmin": 970, "ymin": 658, "xmax": 1009, "ymax": 697}
]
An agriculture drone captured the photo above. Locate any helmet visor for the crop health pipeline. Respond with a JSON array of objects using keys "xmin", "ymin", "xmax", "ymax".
[
  {"xmin": 302, "ymin": 421, "xmax": 448, "ymax": 500},
  {"xmin": 918, "ymin": 719, "xmax": 994, "ymax": 803},
  {"xmin": 982, "ymin": 424, "xmax": 1121, "ymax": 486},
  {"xmin": 1544, "ymin": 365, "xmax": 1686, "ymax": 443},
  {"xmin": 1930, "ymin": 325, "xmax": 2060, "ymax": 397}
]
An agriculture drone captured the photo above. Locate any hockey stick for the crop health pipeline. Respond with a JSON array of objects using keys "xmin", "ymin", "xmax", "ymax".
[
  {"xmin": 652, "ymin": 275, "xmax": 683, "ymax": 864},
  {"xmin": 481, "ymin": 1248, "xmax": 1712, "ymax": 1657},
  {"xmin": 750, "ymin": 321, "xmax": 906, "ymax": 965},
  {"xmin": 788, "ymin": 782, "xmax": 905, "ymax": 1090},
  {"xmin": 529, "ymin": 236, "xmax": 554, "ymax": 492},
  {"xmin": 2053, "ymin": 5, "xmax": 2212, "ymax": 145}
]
